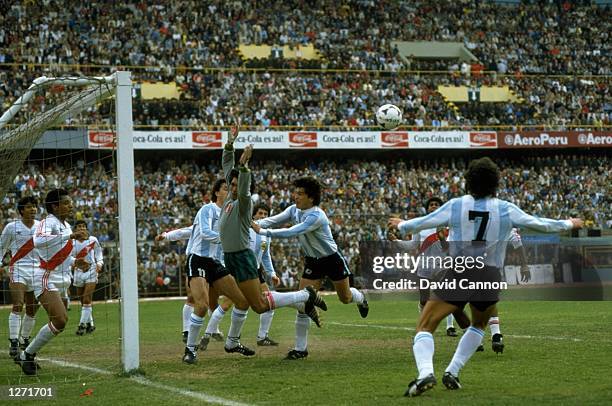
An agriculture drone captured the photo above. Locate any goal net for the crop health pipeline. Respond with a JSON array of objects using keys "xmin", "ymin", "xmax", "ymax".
[{"xmin": 0, "ymin": 72, "xmax": 138, "ymax": 383}]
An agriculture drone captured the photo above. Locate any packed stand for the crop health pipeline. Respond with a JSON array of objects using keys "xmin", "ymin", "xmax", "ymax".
[
  {"xmin": 2, "ymin": 0, "xmax": 609, "ymax": 74},
  {"xmin": 2, "ymin": 154, "xmax": 610, "ymax": 293}
]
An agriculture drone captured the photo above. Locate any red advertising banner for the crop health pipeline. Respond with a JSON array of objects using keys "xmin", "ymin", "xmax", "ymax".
[
  {"xmin": 498, "ymin": 131, "xmax": 612, "ymax": 148},
  {"xmin": 469, "ymin": 132, "xmax": 497, "ymax": 148},
  {"xmin": 192, "ymin": 132, "xmax": 222, "ymax": 148},
  {"xmin": 289, "ymin": 132, "xmax": 317, "ymax": 148},
  {"xmin": 88, "ymin": 131, "xmax": 115, "ymax": 148},
  {"xmin": 381, "ymin": 132, "xmax": 409, "ymax": 148}
]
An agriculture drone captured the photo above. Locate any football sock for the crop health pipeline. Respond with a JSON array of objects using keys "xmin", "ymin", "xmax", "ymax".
[
  {"xmin": 413, "ymin": 332, "xmax": 435, "ymax": 379},
  {"xmin": 267, "ymin": 290, "xmax": 308, "ymax": 309},
  {"xmin": 20, "ymin": 315, "xmax": 36, "ymax": 341},
  {"xmin": 205, "ymin": 305, "xmax": 226, "ymax": 335},
  {"xmin": 489, "ymin": 317, "xmax": 501, "ymax": 335},
  {"xmin": 295, "ymin": 312, "xmax": 310, "ymax": 351},
  {"xmin": 9, "ymin": 312, "xmax": 21, "ymax": 340},
  {"xmin": 182, "ymin": 303, "xmax": 193, "ymax": 332},
  {"xmin": 187, "ymin": 313, "xmax": 204, "ymax": 352},
  {"xmin": 257, "ymin": 310, "xmax": 275, "ymax": 341},
  {"xmin": 26, "ymin": 322, "xmax": 60, "ymax": 354},
  {"xmin": 350, "ymin": 288, "xmax": 365, "ymax": 304},
  {"xmin": 226, "ymin": 308, "xmax": 248, "ymax": 349},
  {"xmin": 445, "ymin": 327, "xmax": 485, "ymax": 376},
  {"xmin": 80, "ymin": 305, "xmax": 91, "ymax": 325},
  {"xmin": 446, "ymin": 314, "xmax": 454, "ymax": 330}
]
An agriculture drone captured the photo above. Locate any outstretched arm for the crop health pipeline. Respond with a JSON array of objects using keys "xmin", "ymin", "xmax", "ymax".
[
  {"xmin": 257, "ymin": 212, "xmax": 321, "ymax": 239},
  {"xmin": 254, "ymin": 206, "xmax": 294, "ymax": 229},
  {"xmin": 388, "ymin": 201, "xmax": 452, "ymax": 237},
  {"xmin": 157, "ymin": 226, "xmax": 193, "ymax": 242},
  {"xmin": 222, "ymin": 123, "xmax": 240, "ymax": 183},
  {"xmin": 508, "ymin": 203, "xmax": 582, "ymax": 232}
]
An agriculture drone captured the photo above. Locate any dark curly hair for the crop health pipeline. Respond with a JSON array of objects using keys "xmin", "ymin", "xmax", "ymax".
[
  {"xmin": 293, "ymin": 177, "xmax": 322, "ymax": 206},
  {"xmin": 465, "ymin": 157, "xmax": 500, "ymax": 198}
]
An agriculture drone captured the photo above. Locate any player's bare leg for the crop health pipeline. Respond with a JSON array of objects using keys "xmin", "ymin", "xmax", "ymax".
[{"xmin": 333, "ymin": 276, "xmax": 368, "ymax": 318}]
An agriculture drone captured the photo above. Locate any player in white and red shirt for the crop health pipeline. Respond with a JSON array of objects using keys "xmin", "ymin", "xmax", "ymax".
[
  {"xmin": 0, "ymin": 196, "xmax": 41, "ymax": 358},
  {"xmin": 16, "ymin": 189, "xmax": 88, "ymax": 375},
  {"xmin": 72, "ymin": 220, "xmax": 104, "ymax": 336}
]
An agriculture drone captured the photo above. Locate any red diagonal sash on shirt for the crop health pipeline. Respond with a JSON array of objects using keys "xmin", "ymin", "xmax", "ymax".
[
  {"xmin": 9, "ymin": 238, "xmax": 34, "ymax": 266},
  {"xmin": 76, "ymin": 241, "xmax": 96, "ymax": 259},
  {"xmin": 418, "ymin": 232, "xmax": 440, "ymax": 255},
  {"xmin": 40, "ymin": 239, "xmax": 74, "ymax": 270}
]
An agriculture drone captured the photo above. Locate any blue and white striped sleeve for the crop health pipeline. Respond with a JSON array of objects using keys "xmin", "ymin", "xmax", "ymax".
[
  {"xmin": 263, "ymin": 212, "xmax": 320, "ymax": 239},
  {"xmin": 199, "ymin": 206, "xmax": 220, "ymax": 242},
  {"xmin": 507, "ymin": 203, "xmax": 572, "ymax": 233},
  {"xmin": 397, "ymin": 201, "xmax": 452, "ymax": 237},
  {"xmin": 256, "ymin": 205, "xmax": 294, "ymax": 229},
  {"xmin": 165, "ymin": 226, "xmax": 193, "ymax": 242},
  {"xmin": 261, "ymin": 240, "xmax": 275, "ymax": 277}
]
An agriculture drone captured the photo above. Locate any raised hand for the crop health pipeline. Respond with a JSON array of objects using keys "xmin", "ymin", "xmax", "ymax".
[
  {"xmin": 228, "ymin": 116, "xmax": 241, "ymax": 144},
  {"xmin": 239, "ymin": 144, "xmax": 254, "ymax": 166}
]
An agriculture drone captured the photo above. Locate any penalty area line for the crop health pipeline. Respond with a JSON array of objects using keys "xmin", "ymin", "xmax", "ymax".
[{"xmin": 41, "ymin": 358, "xmax": 253, "ymax": 406}]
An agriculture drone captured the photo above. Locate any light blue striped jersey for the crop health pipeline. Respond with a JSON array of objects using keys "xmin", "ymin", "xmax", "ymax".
[
  {"xmin": 249, "ymin": 228, "xmax": 274, "ymax": 277},
  {"xmin": 187, "ymin": 202, "xmax": 224, "ymax": 264},
  {"xmin": 256, "ymin": 205, "xmax": 337, "ymax": 259},
  {"xmin": 398, "ymin": 195, "xmax": 572, "ymax": 268}
]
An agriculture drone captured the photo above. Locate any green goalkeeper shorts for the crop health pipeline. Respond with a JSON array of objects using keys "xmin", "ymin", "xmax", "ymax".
[{"xmin": 224, "ymin": 249, "xmax": 259, "ymax": 283}]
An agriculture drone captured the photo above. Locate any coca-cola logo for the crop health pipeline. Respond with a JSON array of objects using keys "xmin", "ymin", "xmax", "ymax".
[
  {"xmin": 88, "ymin": 131, "xmax": 115, "ymax": 148},
  {"xmin": 381, "ymin": 132, "xmax": 409, "ymax": 148},
  {"xmin": 192, "ymin": 132, "xmax": 222, "ymax": 148},
  {"xmin": 289, "ymin": 132, "xmax": 317, "ymax": 148},
  {"xmin": 469, "ymin": 132, "xmax": 497, "ymax": 148}
]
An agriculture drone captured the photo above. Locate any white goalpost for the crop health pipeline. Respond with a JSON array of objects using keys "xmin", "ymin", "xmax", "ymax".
[
  {"xmin": 115, "ymin": 72, "xmax": 140, "ymax": 372},
  {"xmin": 0, "ymin": 71, "xmax": 139, "ymax": 373}
]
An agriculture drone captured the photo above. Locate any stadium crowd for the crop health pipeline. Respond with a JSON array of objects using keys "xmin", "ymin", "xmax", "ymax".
[
  {"xmin": 2, "ymin": 153, "xmax": 610, "ymax": 292},
  {"xmin": 1, "ymin": 1, "xmax": 610, "ymax": 129},
  {"xmin": 3, "ymin": 0, "xmax": 608, "ymax": 74}
]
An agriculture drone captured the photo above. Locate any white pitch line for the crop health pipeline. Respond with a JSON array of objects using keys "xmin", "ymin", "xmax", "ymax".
[
  {"xmin": 328, "ymin": 322, "xmax": 585, "ymax": 342},
  {"xmin": 41, "ymin": 358, "xmax": 253, "ymax": 406}
]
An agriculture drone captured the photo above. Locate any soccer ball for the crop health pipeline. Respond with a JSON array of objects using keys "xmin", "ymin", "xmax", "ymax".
[{"xmin": 376, "ymin": 104, "xmax": 403, "ymax": 130}]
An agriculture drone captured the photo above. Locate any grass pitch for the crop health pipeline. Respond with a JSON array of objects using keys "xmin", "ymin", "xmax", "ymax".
[{"xmin": 1, "ymin": 297, "xmax": 611, "ymax": 405}]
